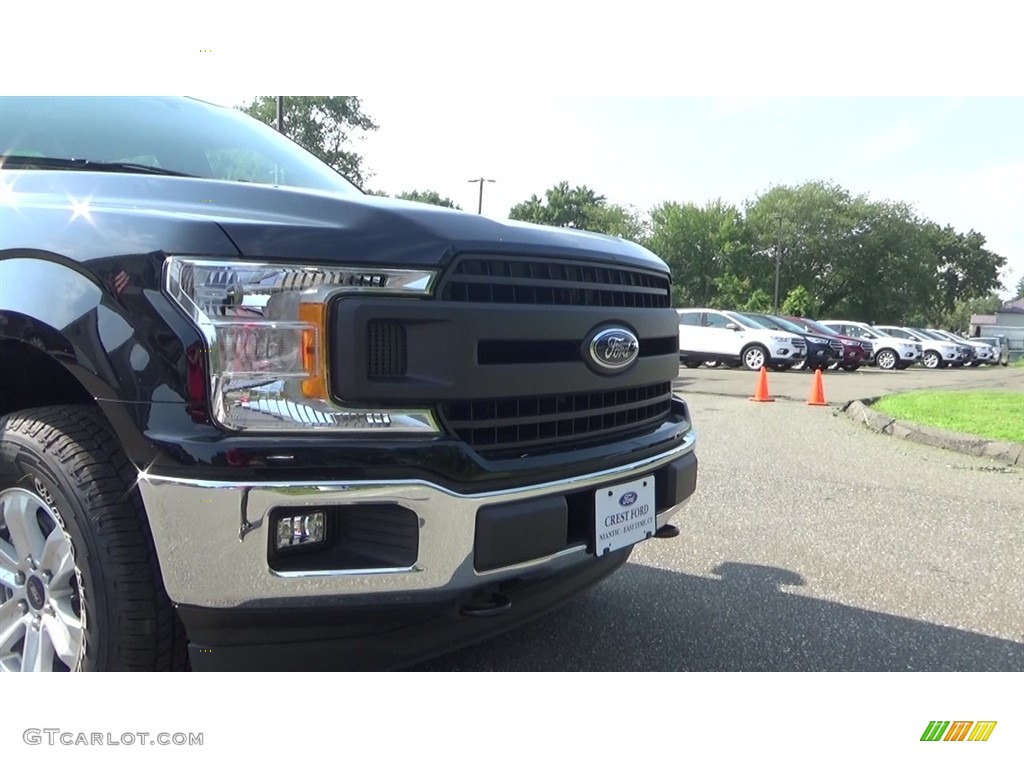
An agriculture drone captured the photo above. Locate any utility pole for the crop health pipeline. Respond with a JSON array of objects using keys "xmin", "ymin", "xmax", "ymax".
[
  {"xmin": 467, "ymin": 177, "xmax": 495, "ymax": 214},
  {"xmin": 773, "ymin": 213, "xmax": 784, "ymax": 313},
  {"xmin": 276, "ymin": 96, "xmax": 284, "ymax": 133}
]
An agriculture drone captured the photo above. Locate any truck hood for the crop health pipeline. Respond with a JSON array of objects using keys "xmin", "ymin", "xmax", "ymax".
[{"xmin": 3, "ymin": 171, "xmax": 669, "ymax": 273}]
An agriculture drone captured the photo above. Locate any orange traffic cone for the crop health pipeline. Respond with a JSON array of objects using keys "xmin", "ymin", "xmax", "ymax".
[
  {"xmin": 807, "ymin": 368, "xmax": 828, "ymax": 406},
  {"xmin": 749, "ymin": 366, "xmax": 774, "ymax": 402}
]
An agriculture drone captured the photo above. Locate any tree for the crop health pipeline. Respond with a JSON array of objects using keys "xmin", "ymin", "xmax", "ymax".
[
  {"xmin": 647, "ymin": 199, "xmax": 748, "ymax": 308},
  {"xmin": 509, "ymin": 181, "xmax": 606, "ymax": 229},
  {"xmin": 395, "ymin": 189, "xmax": 461, "ymax": 209},
  {"xmin": 239, "ymin": 96, "xmax": 378, "ymax": 188},
  {"xmin": 781, "ymin": 285, "xmax": 819, "ymax": 317},
  {"xmin": 741, "ymin": 182, "xmax": 978, "ymax": 324},
  {"xmin": 1015, "ymin": 274, "xmax": 1024, "ymax": 300},
  {"xmin": 927, "ymin": 223, "xmax": 1006, "ymax": 322},
  {"xmin": 743, "ymin": 181, "xmax": 883, "ymax": 318},
  {"xmin": 509, "ymin": 182, "xmax": 647, "ymax": 241},
  {"xmin": 926, "ymin": 293, "xmax": 1004, "ymax": 333},
  {"xmin": 586, "ymin": 203, "xmax": 647, "ymax": 241}
]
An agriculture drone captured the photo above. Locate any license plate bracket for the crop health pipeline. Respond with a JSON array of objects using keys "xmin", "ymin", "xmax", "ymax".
[{"xmin": 594, "ymin": 475, "xmax": 656, "ymax": 557}]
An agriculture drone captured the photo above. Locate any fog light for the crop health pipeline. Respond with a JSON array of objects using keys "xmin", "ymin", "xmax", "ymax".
[{"xmin": 276, "ymin": 512, "xmax": 325, "ymax": 549}]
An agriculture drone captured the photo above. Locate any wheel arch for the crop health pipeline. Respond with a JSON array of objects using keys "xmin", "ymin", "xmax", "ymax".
[{"xmin": 0, "ymin": 252, "xmax": 201, "ymax": 466}]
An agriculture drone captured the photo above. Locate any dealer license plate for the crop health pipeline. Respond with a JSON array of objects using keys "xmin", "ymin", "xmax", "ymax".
[{"xmin": 594, "ymin": 475, "xmax": 656, "ymax": 556}]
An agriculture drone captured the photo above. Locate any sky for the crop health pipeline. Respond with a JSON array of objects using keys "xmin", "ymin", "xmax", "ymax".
[
  {"xmin": 6, "ymin": 2, "xmax": 1024, "ymax": 297},
  {"xmin": 198, "ymin": 95, "xmax": 1024, "ymax": 296}
]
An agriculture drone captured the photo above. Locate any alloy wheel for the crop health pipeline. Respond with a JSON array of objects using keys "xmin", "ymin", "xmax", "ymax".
[
  {"xmin": 0, "ymin": 487, "xmax": 85, "ymax": 672},
  {"xmin": 743, "ymin": 347, "xmax": 766, "ymax": 370},
  {"xmin": 876, "ymin": 350, "xmax": 897, "ymax": 370}
]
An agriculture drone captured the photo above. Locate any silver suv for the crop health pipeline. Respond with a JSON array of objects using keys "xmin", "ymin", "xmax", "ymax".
[
  {"xmin": 975, "ymin": 335, "xmax": 1010, "ymax": 366},
  {"xmin": 874, "ymin": 325, "xmax": 970, "ymax": 369},
  {"xmin": 925, "ymin": 329, "xmax": 997, "ymax": 366},
  {"xmin": 818, "ymin": 321, "xmax": 922, "ymax": 370}
]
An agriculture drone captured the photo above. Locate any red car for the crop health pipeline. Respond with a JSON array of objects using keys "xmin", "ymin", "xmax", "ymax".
[{"xmin": 785, "ymin": 316, "xmax": 869, "ymax": 371}]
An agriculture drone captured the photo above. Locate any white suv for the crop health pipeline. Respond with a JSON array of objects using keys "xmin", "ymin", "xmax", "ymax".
[
  {"xmin": 819, "ymin": 321, "xmax": 922, "ymax": 370},
  {"xmin": 874, "ymin": 325, "xmax": 967, "ymax": 369},
  {"xmin": 925, "ymin": 328, "xmax": 997, "ymax": 366},
  {"xmin": 678, "ymin": 308, "xmax": 807, "ymax": 371}
]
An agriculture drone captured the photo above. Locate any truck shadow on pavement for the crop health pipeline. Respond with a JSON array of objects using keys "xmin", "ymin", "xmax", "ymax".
[{"xmin": 414, "ymin": 561, "xmax": 1024, "ymax": 671}]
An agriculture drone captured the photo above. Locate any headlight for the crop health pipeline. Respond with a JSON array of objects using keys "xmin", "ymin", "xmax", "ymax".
[
  {"xmin": 164, "ymin": 258, "xmax": 439, "ymax": 433},
  {"xmin": 808, "ymin": 336, "xmax": 829, "ymax": 345},
  {"xmin": 769, "ymin": 335, "xmax": 790, "ymax": 343}
]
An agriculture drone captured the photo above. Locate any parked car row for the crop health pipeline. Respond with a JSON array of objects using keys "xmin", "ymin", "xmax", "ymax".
[
  {"xmin": 820, "ymin": 321, "xmax": 1004, "ymax": 369},
  {"xmin": 677, "ymin": 309, "xmax": 1005, "ymax": 372}
]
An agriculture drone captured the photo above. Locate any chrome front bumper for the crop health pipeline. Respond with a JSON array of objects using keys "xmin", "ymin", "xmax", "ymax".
[{"xmin": 137, "ymin": 431, "xmax": 697, "ymax": 609}]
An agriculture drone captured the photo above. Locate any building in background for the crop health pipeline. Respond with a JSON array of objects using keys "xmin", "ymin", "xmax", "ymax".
[{"xmin": 970, "ymin": 297, "xmax": 1024, "ymax": 361}]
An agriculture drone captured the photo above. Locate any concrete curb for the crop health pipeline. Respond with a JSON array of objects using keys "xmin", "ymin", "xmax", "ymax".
[{"xmin": 842, "ymin": 398, "xmax": 1023, "ymax": 467}]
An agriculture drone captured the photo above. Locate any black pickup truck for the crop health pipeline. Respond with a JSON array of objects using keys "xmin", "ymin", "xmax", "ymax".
[{"xmin": 0, "ymin": 96, "xmax": 698, "ymax": 671}]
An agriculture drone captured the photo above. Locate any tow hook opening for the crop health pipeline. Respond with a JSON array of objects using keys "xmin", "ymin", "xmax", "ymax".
[{"xmin": 460, "ymin": 590, "xmax": 513, "ymax": 618}]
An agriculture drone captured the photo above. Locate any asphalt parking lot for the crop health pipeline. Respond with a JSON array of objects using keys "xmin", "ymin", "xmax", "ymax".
[
  {"xmin": 677, "ymin": 359, "xmax": 1021, "ymax": 404},
  {"xmin": 416, "ymin": 364, "xmax": 1024, "ymax": 671}
]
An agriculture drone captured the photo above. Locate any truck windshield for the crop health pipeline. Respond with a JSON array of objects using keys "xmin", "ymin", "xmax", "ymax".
[{"xmin": 0, "ymin": 96, "xmax": 363, "ymax": 195}]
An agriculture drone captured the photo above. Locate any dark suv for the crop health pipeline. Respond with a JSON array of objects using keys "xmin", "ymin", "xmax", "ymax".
[
  {"xmin": 740, "ymin": 312, "xmax": 837, "ymax": 371},
  {"xmin": 0, "ymin": 97, "xmax": 698, "ymax": 671},
  {"xmin": 784, "ymin": 316, "xmax": 868, "ymax": 371}
]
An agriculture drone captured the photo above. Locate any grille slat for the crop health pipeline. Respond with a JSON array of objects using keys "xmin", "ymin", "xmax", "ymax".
[
  {"xmin": 446, "ymin": 391, "xmax": 671, "ymax": 430},
  {"xmin": 440, "ymin": 256, "xmax": 671, "ymax": 308},
  {"xmin": 442, "ymin": 383, "xmax": 673, "ymax": 458}
]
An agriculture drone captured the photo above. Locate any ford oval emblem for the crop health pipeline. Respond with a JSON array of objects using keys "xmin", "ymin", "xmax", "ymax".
[
  {"xmin": 619, "ymin": 491, "xmax": 638, "ymax": 506},
  {"xmin": 587, "ymin": 327, "xmax": 640, "ymax": 373}
]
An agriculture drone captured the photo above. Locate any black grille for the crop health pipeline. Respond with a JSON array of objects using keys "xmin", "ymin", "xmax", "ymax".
[
  {"xmin": 477, "ymin": 336, "xmax": 678, "ymax": 366},
  {"xmin": 366, "ymin": 321, "xmax": 407, "ymax": 379},
  {"xmin": 441, "ymin": 382, "xmax": 673, "ymax": 457},
  {"xmin": 439, "ymin": 256, "xmax": 671, "ymax": 308},
  {"xmin": 829, "ymin": 339, "xmax": 843, "ymax": 354}
]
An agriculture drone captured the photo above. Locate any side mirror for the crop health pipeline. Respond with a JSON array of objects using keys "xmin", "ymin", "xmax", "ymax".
[{"xmin": 725, "ymin": 323, "xmax": 739, "ymax": 331}]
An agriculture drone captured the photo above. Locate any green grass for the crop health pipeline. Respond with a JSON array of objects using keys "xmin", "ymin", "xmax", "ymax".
[
  {"xmin": 873, "ymin": 390, "xmax": 1024, "ymax": 444},
  {"xmin": 1012, "ymin": 357, "xmax": 1024, "ymax": 368}
]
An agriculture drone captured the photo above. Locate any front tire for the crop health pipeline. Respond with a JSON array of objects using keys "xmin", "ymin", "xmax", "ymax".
[
  {"xmin": 0, "ymin": 406, "xmax": 187, "ymax": 672},
  {"xmin": 875, "ymin": 349, "xmax": 898, "ymax": 371},
  {"xmin": 742, "ymin": 345, "xmax": 769, "ymax": 371},
  {"xmin": 922, "ymin": 350, "xmax": 941, "ymax": 369}
]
